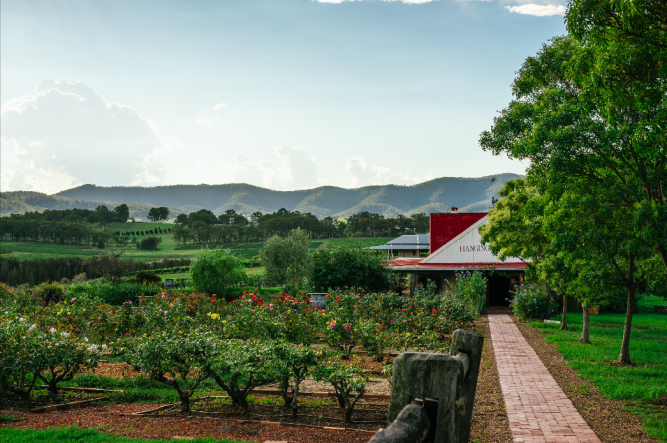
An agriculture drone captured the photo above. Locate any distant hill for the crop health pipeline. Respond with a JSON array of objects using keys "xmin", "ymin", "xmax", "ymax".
[
  {"xmin": 0, "ymin": 191, "xmax": 185, "ymax": 220},
  {"xmin": 44, "ymin": 174, "xmax": 521, "ymax": 218}
]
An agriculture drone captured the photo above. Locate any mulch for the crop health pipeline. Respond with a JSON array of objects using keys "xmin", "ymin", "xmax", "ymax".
[
  {"xmin": 514, "ymin": 318, "xmax": 658, "ymax": 443},
  {"xmin": 468, "ymin": 316, "xmax": 513, "ymax": 443},
  {"xmin": 0, "ymin": 404, "xmax": 372, "ymax": 443}
]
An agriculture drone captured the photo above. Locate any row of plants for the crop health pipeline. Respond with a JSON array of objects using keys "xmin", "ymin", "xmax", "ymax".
[{"xmin": 0, "ymin": 270, "xmax": 484, "ymax": 422}]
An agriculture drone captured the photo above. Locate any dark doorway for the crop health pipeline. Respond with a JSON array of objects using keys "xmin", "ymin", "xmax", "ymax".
[{"xmin": 488, "ymin": 274, "xmax": 511, "ymax": 306}]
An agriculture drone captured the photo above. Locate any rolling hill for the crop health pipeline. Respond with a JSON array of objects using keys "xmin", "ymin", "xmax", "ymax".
[{"xmin": 2, "ymin": 174, "xmax": 520, "ymax": 219}]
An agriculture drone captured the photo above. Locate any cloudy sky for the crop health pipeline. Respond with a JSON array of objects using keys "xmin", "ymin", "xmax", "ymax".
[{"xmin": 1, "ymin": 0, "xmax": 565, "ymax": 194}]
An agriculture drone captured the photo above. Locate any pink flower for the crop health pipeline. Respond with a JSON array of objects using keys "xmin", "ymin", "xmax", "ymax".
[
  {"xmin": 170, "ymin": 304, "xmax": 174, "ymax": 308},
  {"xmin": 87, "ymin": 322, "xmax": 91, "ymax": 325},
  {"xmin": 164, "ymin": 311, "xmax": 168, "ymax": 315},
  {"xmin": 329, "ymin": 322, "xmax": 335, "ymax": 329},
  {"xmin": 355, "ymin": 295, "xmax": 360, "ymax": 300},
  {"xmin": 7, "ymin": 290, "xmax": 11, "ymax": 294},
  {"xmin": 344, "ymin": 324, "xmax": 351, "ymax": 331},
  {"xmin": 71, "ymin": 297, "xmax": 77, "ymax": 302},
  {"xmin": 117, "ymin": 338, "xmax": 121, "ymax": 341}
]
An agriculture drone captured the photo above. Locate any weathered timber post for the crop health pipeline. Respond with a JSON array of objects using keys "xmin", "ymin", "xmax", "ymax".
[
  {"xmin": 369, "ymin": 402, "xmax": 430, "ymax": 443},
  {"xmin": 375, "ymin": 329, "xmax": 484, "ymax": 443}
]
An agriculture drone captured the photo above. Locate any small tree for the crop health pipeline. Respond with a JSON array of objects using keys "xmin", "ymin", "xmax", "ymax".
[
  {"xmin": 259, "ymin": 228, "xmax": 310, "ymax": 294},
  {"xmin": 191, "ymin": 248, "xmax": 246, "ymax": 297},
  {"xmin": 139, "ymin": 236, "xmax": 162, "ymax": 251},
  {"xmin": 38, "ymin": 329, "xmax": 99, "ymax": 394},
  {"xmin": 313, "ymin": 360, "xmax": 367, "ymax": 423},
  {"xmin": 128, "ymin": 331, "xmax": 212, "ymax": 413},
  {"xmin": 310, "ymin": 241, "xmax": 391, "ymax": 292},
  {"xmin": 274, "ymin": 342, "xmax": 321, "ymax": 419},
  {"xmin": 85, "ymin": 251, "xmax": 135, "ymax": 285}
]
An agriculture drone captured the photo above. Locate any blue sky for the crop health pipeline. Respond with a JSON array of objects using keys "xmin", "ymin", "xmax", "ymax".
[{"xmin": 1, "ymin": 0, "xmax": 566, "ymax": 194}]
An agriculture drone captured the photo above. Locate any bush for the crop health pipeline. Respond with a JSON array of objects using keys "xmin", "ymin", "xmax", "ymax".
[
  {"xmin": 138, "ymin": 236, "xmax": 162, "ymax": 251},
  {"xmin": 135, "ymin": 271, "xmax": 162, "ymax": 285},
  {"xmin": 34, "ymin": 281, "xmax": 66, "ymax": 306},
  {"xmin": 259, "ymin": 229, "xmax": 310, "ymax": 294},
  {"xmin": 509, "ymin": 283, "xmax": 552, "ymax": 319},
  {"xmin": 449, "ymin": 270, "xmax": 487, "ymax": 318},
  {"xmin": 191, "ymin": 249, "xmax": 246, "ymax": 297},
  {"xmin": 310, "ymin": 241, "xmax": 391, "ymax": 292},
  {"xmin": 97, "ymin": 282, "xmax": 161, "ymax": 305}
]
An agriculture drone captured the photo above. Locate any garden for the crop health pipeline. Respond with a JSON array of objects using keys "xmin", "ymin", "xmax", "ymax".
[{"xmin": 0, "ymin": 249, "xmax": 486, "ymax": 442}]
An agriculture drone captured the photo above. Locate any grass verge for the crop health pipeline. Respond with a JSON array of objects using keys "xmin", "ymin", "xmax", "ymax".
[
  {"xmin": 528, "ymin": 313, "xmax": 667, "ymax": 442},
  {"xmin": 0, "ymin": 427, "xmax": 248, "ymax": 443}
]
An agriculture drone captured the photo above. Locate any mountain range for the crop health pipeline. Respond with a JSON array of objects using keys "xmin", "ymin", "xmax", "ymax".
[{"xmin": 1, "ymin": 174, "xmax": 520, "ymax": 219}]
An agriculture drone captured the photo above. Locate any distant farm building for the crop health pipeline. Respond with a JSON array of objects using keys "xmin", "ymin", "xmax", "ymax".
[
  {"xmin": 378, "ymin": 212, "xmax": 527, "ymax": 308},
  {"xmin": 366, "ymin": 234, "xmax": 430, "ymax": 258}
]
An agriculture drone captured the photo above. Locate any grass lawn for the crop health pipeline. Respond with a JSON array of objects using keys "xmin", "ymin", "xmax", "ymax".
[
  {"xmin": 529, "ymin": 313, "xmax": 667, "ymax": 442},
  {"xmin": 0, "ymin": 427, "xmax": 247, "ymax": 443}
]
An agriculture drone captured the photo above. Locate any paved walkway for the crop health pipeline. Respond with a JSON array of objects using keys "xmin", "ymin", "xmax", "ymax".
[{"xmin": 488, "ymin": 314, "xmax": 601, "ymax": 443}]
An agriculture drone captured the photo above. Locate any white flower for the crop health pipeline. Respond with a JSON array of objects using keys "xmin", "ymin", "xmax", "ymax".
[
  {"xmin": 50, "ymin": 327, "xmax": 57, "ymax": 333},
  {"xmin": 30, "ymin": 324, "xmax": 37, "ymax": 330},
  {"xmin": 101, "ymin": 344, "xmax": 107, "ymax": 349},
  {"xmin": 84, "ymin": 337, "xmax": 89, "ymax": 342},
  {"xmin": 61, "ymin": 332, "xmax": 70, "ymax": 337}
]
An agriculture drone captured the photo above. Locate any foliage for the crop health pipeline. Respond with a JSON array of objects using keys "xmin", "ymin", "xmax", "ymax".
[
  {"xmin": 312, "ymin": 360, "xmax": 367, "ymax": 423},
  {"xmin": 449, "ymin": 271, "xmax": 487, "ymax": 318},
  {"xmin": 135, "ymin": 271, "xmax": 162, "ymax": 285},
  {"xmin": 321, "ymin": 293, "xmax": 362, "ymax": 358},
  {"xmin": 96, "ymin": 282, "xmax": 162, "ymax": 306},
  {"xmin": 138, "ymin": 236, "xmax": 163, "ymax": 251},
  {"xmin": 310, "ymin": 240, "xmax": 391, "ymax": 292},
  {"xmin": 191, "ymin": 249, "xmax": 246, "ymax": 297},
  {"xmin": 0, "ymin": 426, "xmax": 248, "ymax": 442},
  {"xmin": 127, "ymin": 330, "xmax": 212, "ymax": 413},
  {"xmin": 273, "ymin": 341, "xmax": 322, "ymax": 418},
  {"xmin": 259, "ymin": 228, "xmax": 310, "ymax": 293},
  {"xmin": 86, "ymin": 251, "xmax": 136, "ymax": 285},
  {"xmin": 509, "ymin": 284, "xmax": 552, "ymax": 319},
  {"xmin": 33, "ymin": 281, "xmax": 66, "ymax": 306}
]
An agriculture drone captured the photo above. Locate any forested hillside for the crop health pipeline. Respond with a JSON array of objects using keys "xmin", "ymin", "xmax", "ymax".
[{"xmin": 51, "ymin": 174, "xmax": 519, "ymax": 218}]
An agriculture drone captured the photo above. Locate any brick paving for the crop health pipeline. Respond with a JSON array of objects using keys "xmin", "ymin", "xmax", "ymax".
[{"xmin": 488, "ymin": 314, "xmax": 601, "ymax": 443}]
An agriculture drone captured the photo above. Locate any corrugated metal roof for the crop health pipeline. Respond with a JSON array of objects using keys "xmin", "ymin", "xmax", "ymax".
[
  {"xmin": 386, "ymin": 234, "xmax": 430, "ymax": 245},
  {"xmin": 368, "ymin": 244, "xmax": 430, "ymax": 250}
]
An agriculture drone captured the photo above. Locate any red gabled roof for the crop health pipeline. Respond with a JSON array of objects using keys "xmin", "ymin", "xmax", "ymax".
[{"xmin": 429, "ymin": 213, "xmax": 487, "ymax": 253}]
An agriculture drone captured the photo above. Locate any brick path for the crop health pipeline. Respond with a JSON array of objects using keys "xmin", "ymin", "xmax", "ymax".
[{"xmin": 488, "ymin": 314, "xmax": 601, "ymax": 443}]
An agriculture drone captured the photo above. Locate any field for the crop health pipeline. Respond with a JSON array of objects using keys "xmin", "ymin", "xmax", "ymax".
[
  {"xmin": 529, "ymin": 313, "xmax": 667, "ymax": 442},
  {"xmin": 1, "ymin": 223, "xmax": 393, "ymax": 262}
]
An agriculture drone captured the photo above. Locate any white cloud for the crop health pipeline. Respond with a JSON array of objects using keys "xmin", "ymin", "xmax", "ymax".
[
  {"xmin": 345, "ymin": 157, "xmax": 432, "ymax": 188},
  {"xmin": 217, "ymin": 146, "xmax": 323, "ymax": 190},
  {"xmin": 505, "ymin": 4, "xmax": 566, "ymax": 15},
  {"xmin": 196, "ymin": 117, "xmax": 214, "ymax": 126},
  {"xmin": 213, "ymin": 102, "xmax": 227, "ymax": 111},
  {"xmin": 0, "ymin": 78, "xmax": 176, "ymax": 193}
]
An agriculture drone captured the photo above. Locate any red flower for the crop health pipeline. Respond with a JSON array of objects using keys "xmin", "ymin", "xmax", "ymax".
[
  {"xmin": 432, "ymin": 308, "xmax": 437, "ymax": 312},
  {"xmin": 326, "ymin": 294, "xmax": 331, "ymax": 298},
  {"xmin": 336, "ymin": 296, "xmax": 341, "ymax": 300},
  {"xmin": 402, "ymin": 309, "xmax": 406, "ymax": 312}
]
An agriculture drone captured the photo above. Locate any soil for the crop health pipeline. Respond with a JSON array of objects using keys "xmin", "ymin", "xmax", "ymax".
[
  {"xmin": 0, "ymin": 404, "xmax": 372, "ymax": 443},
  {"xmin": 514, "ymin": 318, "xmax": 658, "ymax": 443},
  {"xmin": 468, "ymin": 316, "xmax": 513, "ymax": 443}
]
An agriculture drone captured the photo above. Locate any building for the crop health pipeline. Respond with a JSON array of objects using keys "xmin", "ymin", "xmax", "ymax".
[
  {"xmin": 366, "ymin": 234, "xmax": 430, "ymax": 259},
  {"xmin": 386, "ymin": 212, "xmax": 527, "ymax": 308}
]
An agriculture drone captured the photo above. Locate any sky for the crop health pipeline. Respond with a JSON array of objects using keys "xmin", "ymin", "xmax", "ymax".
[{"xmin": 1, "ymin": 0, "xmax": 566, "ymax": 195}]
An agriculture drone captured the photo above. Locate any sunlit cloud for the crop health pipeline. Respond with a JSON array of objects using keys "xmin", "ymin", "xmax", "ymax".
[{"xmin": 505, "ymin": 4, "xmax": 566, "ymax": 16}]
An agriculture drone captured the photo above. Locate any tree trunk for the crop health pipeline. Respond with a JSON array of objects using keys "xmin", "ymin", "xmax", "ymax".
[
  {"xmin": 344, "ymin": 406, "xmax": 354, "ymax": 424},
  {"xmin": 545, "ymin": 283, "xmax": 551, "ymax": 317},
  {"xmin": 560, "ymin": 292, "xmax": 567, "ymax": 331},
  {"xmin": 618, "ymin": 284, "xmax": 635, "ymax": 365},
  {"xmin": 579, "ymin": 305, "xmax": 591, "ymax": 344},
  {"xmin": 179, "ymin": 393, "xmax": 191, "ymax": 414},
  {"xmin": 290, "ymin": 377, "xmax": 300, "ymax": 420}
]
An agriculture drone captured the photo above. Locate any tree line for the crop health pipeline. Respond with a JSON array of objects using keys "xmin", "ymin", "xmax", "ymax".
[
  {"xmin": 172, "ymin": 208, "xmax": 429, "ymax": 245},
  {"xmin": 479, "ymin": 1, "xmax": 667, "ymax": 365}
]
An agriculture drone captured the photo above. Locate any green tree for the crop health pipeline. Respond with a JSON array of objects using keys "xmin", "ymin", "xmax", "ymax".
[
  {"xmin": 259, "ymin": 228, "xmax": 310, "ymax": 294},
  {"xmin": 113, "ymin": 204, "xmax": 130, "ymax": 223},
  {"xmin": 191, "ymin": 248, "xmax": 246, "ymax": 297},
  {"xmin": 310, "ymin": 240, "xmax": 391, "ymax": 293}
]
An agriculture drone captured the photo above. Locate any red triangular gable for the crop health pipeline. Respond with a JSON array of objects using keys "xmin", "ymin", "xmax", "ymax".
[{"xmin": 429, "ymin": 213, "xmax": 487, "ymax": 254}]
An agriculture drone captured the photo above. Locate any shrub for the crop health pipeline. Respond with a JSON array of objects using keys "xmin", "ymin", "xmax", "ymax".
[
  {"xmin": 37, "ymin": 329, "xmax": 100, "ymax": 394},
  {"xmin": 449, "ymin": 270, "xmax": 487, "ymax": 318},
  {"xmin": 310, "ymin": 241, "xmax": 391, "ymax": 292},
  {"xmin": 191, "ymin": 249, "xmax": 246, "ymax": 297},
  {"xmin": 97, "ymin": 282, "xmax": 161, "ymax": 305},
  {"xmin": 138, "ymin": 236, "xmax": 162, "ymax": 251},
  {"xmin": 259, "ymin": 229, "xmax": 310, "ymax": 294},
  {"xmin": 34, "ymin": 281, "xmax": 66, "ymax": 306},
  {"xmin": 313, "ymin": 360, "xmax": 367, "ymax": 423},
  {"xmin": 135, "ymin": 271, "xmax": 162, "ymax": 285},
  {"xmin": 509, "ymin": 283, "xmax": 552, "ymax": 319}
]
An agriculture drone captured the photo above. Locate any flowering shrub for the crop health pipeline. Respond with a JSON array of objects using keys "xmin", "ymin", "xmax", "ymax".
[
  {"xmin": 509, "ymin": 284, "xmax": 552, "ymax": 319},
  {"xmin": 321, "ymin": 293, "xmax": 362, "ymax": 358},
  {"xmin": 450, "ymin": 270, "xmax": 487, "ymax": 317}
]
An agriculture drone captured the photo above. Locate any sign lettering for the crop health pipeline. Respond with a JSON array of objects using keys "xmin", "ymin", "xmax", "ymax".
[{"xmin": 459, "ymin": 245, "xmax": 490, "ymax": 253}]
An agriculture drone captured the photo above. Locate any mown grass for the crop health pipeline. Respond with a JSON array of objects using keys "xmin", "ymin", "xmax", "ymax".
[
  {"xmin": 0, "ymin": 427, "xmax": 248, "ymax": 443},
  {"xmin": 529, "ymin": 313, "xmax": 667, "ymax": 442}
]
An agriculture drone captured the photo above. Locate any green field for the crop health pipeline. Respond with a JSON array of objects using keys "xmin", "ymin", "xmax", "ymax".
[
  {"xmin": 529, "ymin": 313, "xmax": 667, "ymax": 442},
  {"xmin": 0, "ymin": 427, "xmax": 247, "ymax": 443},
  {"xmin": 1, "ymin": 232, "xmax": 393, "ymax": 263}
]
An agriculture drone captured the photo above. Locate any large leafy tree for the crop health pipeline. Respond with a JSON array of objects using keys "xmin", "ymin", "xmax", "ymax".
[{"xmin": 259, "ymin": 228, "xmax": 310, "ymax": 294}]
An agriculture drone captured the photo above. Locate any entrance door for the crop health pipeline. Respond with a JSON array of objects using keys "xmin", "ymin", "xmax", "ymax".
[{"xmin": 488, "ymin": 274, "xmax": 511, "ymax": 306}]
